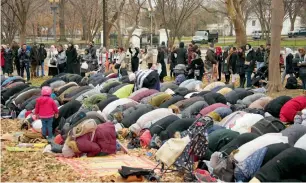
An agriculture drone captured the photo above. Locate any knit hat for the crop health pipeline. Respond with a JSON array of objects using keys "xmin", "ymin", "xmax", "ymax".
[{"xmin": 175, "ymin": 74, "xmax": 186, "ymax": 85}]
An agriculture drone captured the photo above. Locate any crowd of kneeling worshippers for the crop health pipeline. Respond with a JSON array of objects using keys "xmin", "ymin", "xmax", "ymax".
[{"xmin": 1, "ymin": 69, "xmax": 306, "ymax": 182}]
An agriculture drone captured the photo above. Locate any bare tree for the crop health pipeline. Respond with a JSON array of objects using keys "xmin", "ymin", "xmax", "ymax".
[
  {"xmin": 3, "ymin": 0, "xmax": 45, "ymax": 44},
  {"xmin": 1, "ymin": 3, "xmax": 19, "ymax": 44},
  {"xmin": 70, "ymin": 0, "xmax": 103, "ymax": 42},
  {"xmin": 284, "ymin": 0, "xmax": 306, "ymax": 31},
  {"xmin": 268, "ymin": 0, "xmax": 284, "ymax": 92},
  {"xmin": 59, "ymin": 0, "xmax": 68, "ymax": 41},
  {"xmin": 225, "ymin": 0, "xmax": 247, "ymax": 46},
  {"xmin": 155, "ymin": 0, "xmax": 202, "ymax": 47}
]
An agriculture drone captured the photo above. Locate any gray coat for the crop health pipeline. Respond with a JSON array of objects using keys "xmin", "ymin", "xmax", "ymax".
[
  {"xmin": 181, "ymin": 101, "xmax": 209, "ymax": 118},
  {"xmin": 121, "ymin": 104, "xmax": 155, "ymax": 128}
]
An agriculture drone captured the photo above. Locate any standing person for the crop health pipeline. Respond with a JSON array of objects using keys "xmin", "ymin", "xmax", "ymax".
[
  {"xmin": 244, "ymin": 44, "xmax": 256, "ymax": 88},
  {"xmin": 47, "ymin": 45, "xmax": 58, "ymax": 76},
  {"xmin": 229, "ymin": 47, "xmax": 238, "ymax": 85},
  {"xmin": 281, "ymin": 48, "xmax": 294, "ymax": 84},
  {"xmin": 170, "ymin": 46, "xmax": 177, "ymax": 78},
  {"xmin": 205, "ymin": 43, "xmax": 218, "ymax": 83},
  {"xmin": 37, "ymin": 43, "xmax": 47, "ymax": 77},
  {"xmin": 4, "ymin": 44, "xmax": 13, "ymax": 76},
  {"xmin": 34, "ymin": 86, "xmax": 59, "ymax": 140},
  {"xmin": 176, "ymin": 42, "xmax": 188, "ymax": 65},
  {"xmin": 88, "ymin": 41, "xmax": 97, "ymax": 60},
  {"xmin": 187, "ymin": 44, "xmax": 193, "ymax": 65},
  {"xmin": 215, "ymin": 46, "xmax": 223, "ymax": 81},
  {"xmin": 298, "ymin": 55, "xmax": 306, "ymax": 94},
  {"xmin": 160, "ymin": 41, "xmax": 168, "ymax": 69},
  {"xmin": 55, "ymin": 45, "xmax": 67, "ymax": 74},
  {"xmin": 264, "ymin": 43, "xmax": 271, "ymax": 65},
  {"xmin": 99, "ymin": 47, "xmax": 108, "ymax": 73},
  {"xmin": 157, "ymin": 47, "xmax": 167, "ymax": 82},
  {"xmin": 63, "ymin": 44, "xmax": 68, "ymax": 51},
  {"xmin": 298, "ymin": 48, "xmax": 306, "ymax": 61},
  {"xmin": 222, "ymin": 46, "xmax": 231, "ymax": 84},
  {"xmin": 11, "ymin": 41, "xmax": 20, "ymax": 76},
  {"xmin": 30, "ymin": 42, "xmax": 40, "ymax": 78},
  {"xmin": 66, "ymin": 42, "xmax": 78, "ymax": 74},
  {"xmin": 237, "ymin": 46, "xmax": 246, "ymax": 88},
  {"xmin": 115, "ymin": 47, "xmax": 127, "ymax": 77},
  {"xmin": 129, "ymin": 43, "xmax": 140, "ymax": 72},
  {"xmin": 18, "ymin": 44, "xmax": 31, "ymax": 81},
  {"xmin": 1, "ymin": 46, "xmax": 5, "ymax": 74},
  {"xmin": 190, "ymin": 45, "xmax": 204, "ymax": 81},
  {"xmin": 256, "ymin": 45, "xmax": 265, "ymax": 70},
  {"xmin": 143, "ymin": 46, "xmax": 154, "ymax": 69}
]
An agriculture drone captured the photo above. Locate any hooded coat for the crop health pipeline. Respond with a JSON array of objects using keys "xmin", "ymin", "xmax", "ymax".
[
  {"xmin": 159, "ymin": 95, "xmax": 184, "ymax": 108},
  {"xmin": 279, "ymin": 96, "xmax": 306, "ymax": 123},
  {"xmin": 285, "ymin": 48, "xmax": 294, "ymax": 74},
  {"xmin": 176, "ymin": 42, "xmax": 187, "ymax": 65},
  {"xmin": 76, "ymin": 122, "xmax": 116, "ymax": 156},
  {"xmin": 181, "ymin": 101, "xmax": 209, "ymax": 118},
  {"xmin": 66, "ymin": 44, "xmax": 79, "ymax": 74},
  {"xmin": 244, "ymin": 44, "xmax": 257, "ymax": 72}
]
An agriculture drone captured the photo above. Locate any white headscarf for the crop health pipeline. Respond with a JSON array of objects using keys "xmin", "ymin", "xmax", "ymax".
[{"xmin": 285, "ymin": 48, "xmax": 293, "ymax": 57}]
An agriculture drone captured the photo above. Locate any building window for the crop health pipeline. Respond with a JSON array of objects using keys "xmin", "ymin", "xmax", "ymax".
[{"xmin": 252, "ymin": 20, "xmax": 256, "ymax": 26}]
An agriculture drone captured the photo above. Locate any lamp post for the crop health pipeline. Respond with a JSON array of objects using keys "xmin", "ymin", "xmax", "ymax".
[
  {"xmin": 49, "ymin": 0, "xmax": 59, "ymax": 42},
  {"xmin": 148, "ymin": 8, "xmax": 153, "ymax": 47}
]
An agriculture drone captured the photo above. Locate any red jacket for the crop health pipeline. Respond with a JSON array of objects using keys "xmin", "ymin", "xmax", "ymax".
[
  {"xmin": 1, "ymin": 49, "xmax": 5, "ymax": 67},
  {"xmin": 76, "ymin": 122, "xmax": 116, "ymax": 157},
  {"xmin": 280, "ymin": 96, "xmax": 306, "ymax": 123},
  {"xmin": 35, "ymin": 96, "xmax": 59, "ymax": 119}
]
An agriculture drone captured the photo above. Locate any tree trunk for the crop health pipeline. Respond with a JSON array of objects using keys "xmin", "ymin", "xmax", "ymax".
[
  {"xmin": 20, "ymin": 24, "xmax": 26, "ymax": 45},
  {"xmin": 229, "ymin": 21, "xmax": 233, "ymax": 36},
  {"xmin": 267, "ymin": 0, "xmax": 284, "ymax": 92},
  {"xmin": 226, "ymin": 0, "xmax": 247, "ymax": 47},
  {"xmin": 290, "ymin": 17, "xmax": 296, "ymax": 31},
  {"xmin": 81, "ymin": 15, "xmax": 87, "ymax": 40},
  {"xmin": 59, "ymin": 0, "xmax": 67, "ymax": 42}
]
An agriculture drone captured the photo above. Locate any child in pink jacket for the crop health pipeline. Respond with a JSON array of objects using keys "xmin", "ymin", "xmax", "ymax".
[{"xmin": 35, "ymin": 86, "xmax": 59, "ymax": 139}]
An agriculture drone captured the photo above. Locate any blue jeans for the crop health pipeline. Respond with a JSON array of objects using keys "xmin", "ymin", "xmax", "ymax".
[
  {"xmin": 36, "ymin": 61, "xmax": 44, "ymax": 76},
  {"xmin": 246, "ymin": 71, "xmax": 252, "ymax": 87},
  {"xmin": 257, "ymin": 62, "xmax": 265, "ymax": 70},
  {"xmin": 21, "ymin": 62, "xmax": 30, "ymax": 81},
  {"xmin": 41, "ymin": 118, "xmax": 53, "ymax": 138}
]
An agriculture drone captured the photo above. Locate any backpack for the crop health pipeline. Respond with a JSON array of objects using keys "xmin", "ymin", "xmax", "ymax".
[
  {"xmin": 251, "ymin": 116, "xmax": 286, "ymax": 135},
  {"xmin": 285, "ymin": 76, "xmax": 298, "ymax": 89}
]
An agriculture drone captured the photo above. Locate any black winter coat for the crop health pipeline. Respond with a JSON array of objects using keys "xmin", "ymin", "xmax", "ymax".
[
  {"xmin": 236, "ymin": 52, "xmax": 245, "ymax": 75},
  {"xmin": 285, "ymin": 53, "xmax": 294, "ymax": 74},
  {"xmin": 245, "ymin": 49, "xmax": 256, "ymax": 72}
]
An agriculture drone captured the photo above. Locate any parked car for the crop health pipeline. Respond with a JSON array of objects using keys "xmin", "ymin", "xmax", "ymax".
[
  {"xmin": 192, "ymin": 30, "xmax": 218, "ymax": 44},
  {"xmin": 288, "ymin": 27, "xmax": 306, "ymax": 38},
  {"xmin": 252, "ymin": 30, "xmax": 270, "ymax": 40}
]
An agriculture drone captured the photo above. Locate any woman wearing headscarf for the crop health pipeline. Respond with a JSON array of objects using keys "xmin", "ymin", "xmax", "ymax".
[
  {"xmin": 157, "ymin": 47, "xmax": 167, "ymax": 82},
  {"xmin": 281, "ymin": 48, "xmax": 294, "ymax": 84},
  {"xmin": 215, "ymin": 46, "xmax": 223, "ymax": 81},
  {"xmin": 129, "ymin": 43, "xmax": 140, "ymax": 72},
  {"xmin": 206, "ymin": 43, "xmax": 218, "ymax": 83},
  {"xmin": 170, "ymin": 46, "xmax": 177, "ymax": 78},
  {"xmin": 47, "ymin": 45, "xmax": 58, "ymax": 76},
  {"xmin": 66, "ymin": 42, "xmax": 79, "ymax": 74},
  {"xmin": 55, "ymin": 45, "xmax": 67, "ymax": 74},
  {"xmin": 244, "ymin": 44, "xmax": 256, "ymax": 88},
  {"xmin": 99, "ymin": 47, "xmax": 108, "ymax": 73}
]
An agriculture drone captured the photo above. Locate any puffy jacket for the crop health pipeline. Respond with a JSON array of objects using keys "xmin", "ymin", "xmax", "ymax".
[
  {"xmin": 181, "ymin": 101, "xmax": 208, "ymax": 118},
  {"xmin": 248, "ymin": 97, "xmax": 272, "ymax": 109},
  {"xmin": 129, "ymin": 108, "xmax": 173, "ymax": 136},
  {"xmin": 148, "ymin": 93, "xmax": 172, "ymax": 107},
  {"xmin": 230, "ymin": 113, "xmax": 264, "ymax": 134},
  {"xmin": 149, "ymin": 115, "xmax": 180, "ymax": 136},
  {"xmin": 171, "ymin": 96, "xmax": 205, "ymax": 112},
  {"xmin": 97, "ymin": 96, "xmax": 119, "ymax": 111},
  {"xmin": 197, "ymin": 103, "xmax": 229, "ymax": 118},
  {"xmin": 130, "ymin": 89, "xmax": 159, "ymax": 102},
  {"xmin": 203, "ymin": 82, "xmax": 225, "ymax": 91},
  {"xmin": 121, "ymin": 104, "xmax": 155, "ymax": 128},
  {"xmin": 113, "ymin": 84, "xmax": 134, "ymax": 99},
  {"xmin": 76, "ymin": 122, "xmax": 116, "ymax": 156},
  {"xmin": 219, "ymin": 111, "xmax": 246, "ymax": 128},
  {"xmin": 281, "ymin": 124, "xmax": 306, "ymax": 146},
  {"xmin": 102, "ymin": 98, "xmax": 137, "ymax": 119},
  {"xmin": 238, "ymin": 93, "xmax": 266, "ymax": 106},
  {"xmin": 129, "ymin": 88, "xmax": 149, "ymax": 98},
  {"xmin": 35, "ymin": 96, "xmax": 59, "ymax": 119},
  {"xmin": 159, "ymin": 96, "xmax": 184, "ymax": 108},
  {"xmin": 100, "ymin": 81, "xmax": 121, "ymax": 93},
  {"xmin": 280, "ymin": 96, "xmax": 306, "ymax": 123},
  {"xmin": 160, "ymin": 82, "xmax": 179, "ymax": 92},
  {"xmin": 264, "ymin": 96, "xmax": 292, "ymax": 118}
]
